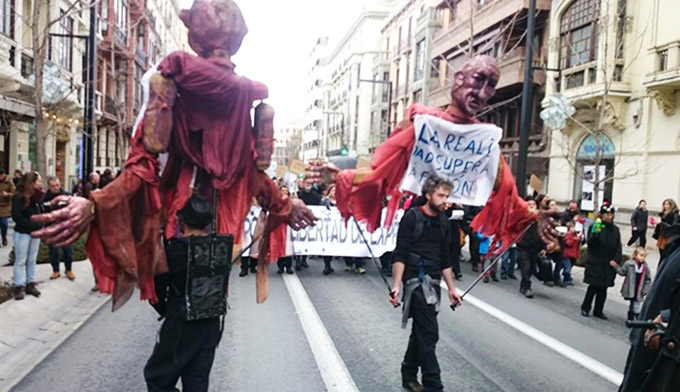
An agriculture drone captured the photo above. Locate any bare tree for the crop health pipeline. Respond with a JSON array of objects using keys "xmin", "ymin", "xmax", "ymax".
[
  {"xmin": 547, "ymin": 0, "xmax": 647, "ymax": 212},
  {"xmin": 284, "ymin": 129, "xmax": 302, "ymax": 166},
  {"xmin": 30, "ymin": 0, "xmax": 98, "ymax": 175}
]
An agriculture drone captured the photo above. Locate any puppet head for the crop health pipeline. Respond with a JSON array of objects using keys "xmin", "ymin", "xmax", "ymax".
[
  {"xmin": 180, "ymin": 0, "xmax": 248, "ymax": 58},
  {"xmin": 450, "ymin": 55, "xmax": 500, "ymax": 117}
]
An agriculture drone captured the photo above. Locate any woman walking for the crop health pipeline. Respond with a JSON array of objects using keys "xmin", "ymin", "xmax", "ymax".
[
  {"xmin": 652, "ymin": 198, "xmax": 680, "ymax": 263},
  {"xmin": 11, "ymin": 172, "xmax": 44, "ymax": 300},
  {"xmin": 581, "ymin": 203, "xmax": 621, "ymax": 320}
]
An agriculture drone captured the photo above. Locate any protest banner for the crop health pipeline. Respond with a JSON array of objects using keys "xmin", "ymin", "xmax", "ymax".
[
  {"xmin": 399, "ymin": 114, "xmax": 502, "ymax": 206},
  {"xmin": 289, "ymin": 159, "xmax": 306, "ymax": 175},
  {"xmin": 241, "ymin": 206, "xmax": 402, "ymax": 258}
]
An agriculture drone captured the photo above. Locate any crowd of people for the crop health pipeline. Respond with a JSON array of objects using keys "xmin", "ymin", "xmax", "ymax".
[{"xmin": 5, "ymin": 168, "xmax": 120, "ymax": 300}]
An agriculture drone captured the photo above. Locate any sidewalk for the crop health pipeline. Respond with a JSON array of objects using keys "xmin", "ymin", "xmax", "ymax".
[{"xmin": 0, "ymin": 233, "xmax": 109, "ymax": 392}]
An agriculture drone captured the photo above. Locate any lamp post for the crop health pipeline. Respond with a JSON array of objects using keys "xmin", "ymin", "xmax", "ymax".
[
  {"xmin": 516, "ymin": 0, "xmax": 537, "ymax": 197},
  {"xmin": 359, "ymin": 78, "xmax": 393, "ymax": 138},
  {"xmin": 49, "ymin": 6, "xmax": 97, "ymax": 184}
]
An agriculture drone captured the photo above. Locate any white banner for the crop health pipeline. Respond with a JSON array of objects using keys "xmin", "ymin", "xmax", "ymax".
[
  {"xmin": 242, "ymin": 206, "xmax": 402, "ymax": 257},
  {"xmin": 400, "ymin": 114, "xmax": 502, "ymax": 206},
  {"xmin": 580, "ymin": 165, "xmax": 606, "ymax": 212}
]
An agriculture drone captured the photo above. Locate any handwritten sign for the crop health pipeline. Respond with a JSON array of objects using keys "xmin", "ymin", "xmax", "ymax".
[
  {"xmin": 289, "ymin": 159, "xmax": 306, "ymax": 175},
  {"xmin": 399, "ymin": 114, "xmax": 502, "ymax": 206}
]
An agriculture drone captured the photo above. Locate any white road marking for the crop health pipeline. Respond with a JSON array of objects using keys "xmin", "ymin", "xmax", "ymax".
[
  {"xmin": 441, "ymin": 282, "xmax": 624, "ymax": 386},
  {"xmin": 283, "ymin": 273, "xmax": 359, "ymax": 392}
]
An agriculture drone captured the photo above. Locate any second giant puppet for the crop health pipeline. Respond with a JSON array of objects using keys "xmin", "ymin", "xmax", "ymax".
[{"xmin": 335, "ymin": 55, "xmax": 557, "ymax": 252}]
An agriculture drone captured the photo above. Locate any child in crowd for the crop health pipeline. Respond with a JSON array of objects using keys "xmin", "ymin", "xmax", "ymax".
[
  {"xmin": 562, "ymin": 221, "xmax": 582, "ymax": 286},
  {"xmin": 610, "ymin": 247, "xmax": 652, "ymax": 320},
  {"xmin": 479, "ymin": 233, "xmax": 498, "ymax": 283}
]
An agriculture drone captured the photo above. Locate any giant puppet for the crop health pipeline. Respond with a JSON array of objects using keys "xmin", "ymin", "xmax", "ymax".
[
  {"xmin": 31, "ymin": 0, "xmax": 315, "ymax": 310},
  {"xmin": 333, "ymin": 55, "xmax": 558, "ymax": 252}
]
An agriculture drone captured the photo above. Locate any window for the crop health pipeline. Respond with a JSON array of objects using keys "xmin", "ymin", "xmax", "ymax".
[
  {"xmin": 57, "ymin": 11, "xmax": 74, "ymax": 71},
  {"xmin": 431, "ymin": 58, "xmax": 440, "ymax": 79},
  {"xmin": 0, "ymin": 0, "xmax": 13, "ymax": 38},
  {"xmin": 559, "ymin": 0, "xmax": 599, "ymax": 69},
  {"xmin": 134, "ymin": 64, "xmax": 143, "ymax": 113},
  {"xmin": 659, "ymin": 50, "xmax": 668, "ymax": 71},
  {"xmin": 114, "ymin": 0, "xmax": 128, "ymax": 42},
  {"xmin": 414, "ymin": 39, "xmax": 425, "ymax": 81},
  {"xmin": 413, "ymin": 89, "xmax": 422, "ymax": 104}
]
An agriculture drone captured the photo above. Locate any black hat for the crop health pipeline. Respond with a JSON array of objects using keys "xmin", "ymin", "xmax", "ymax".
[
  {"xmin": 178, "ymin": 195, "xmax": 212, "ymax": 228},
  {"xmin": 600, "ymin": 203, "xmax": 616, "ymax": 214}
]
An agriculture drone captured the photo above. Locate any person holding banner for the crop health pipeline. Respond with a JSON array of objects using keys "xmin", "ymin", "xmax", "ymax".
[{"xmin": 389, "ymin": 175, "xmax": 462, "ymax": 392}]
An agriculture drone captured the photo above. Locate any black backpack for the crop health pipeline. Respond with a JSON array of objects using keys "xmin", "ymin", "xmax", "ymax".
[
  {"xmin": 178, "ymin": 190, "xmax": 233, "ymax": 321},
  {"xmin": 411, "ymin": 207, "xmax": 450, "ymax": 245}
]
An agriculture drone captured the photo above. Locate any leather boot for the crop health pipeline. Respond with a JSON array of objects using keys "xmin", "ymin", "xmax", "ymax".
[
  {"xmin": 13, "ymin": 286, "xmax": 24, "ymax": 300},
  {"xmin": 239, "ymin": 259, "xmax": 249, "ymax": 277},
  {"xmin": 25, "ymin": 282, "xmax": 41, "ymax": 297},
  {"xmin": 249, "ymin": 258, "xmax": 257, "ymax": 274}
]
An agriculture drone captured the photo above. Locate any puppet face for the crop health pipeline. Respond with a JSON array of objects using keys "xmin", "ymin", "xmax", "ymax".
[
  {"xmin": 180, "ymin": 0, "xmax": 248, "ymax": 58},
  {"xmin": 451, "ymin": 55, "xmax": 500, "ymax": 117}
]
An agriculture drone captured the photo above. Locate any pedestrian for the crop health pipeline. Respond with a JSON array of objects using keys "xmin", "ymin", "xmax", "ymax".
[
  {"xmin": 12, "ymin": 169, "xmax": 22, "ymax": 187},
  {"xmin": 516, "ymin": 198, "xmax": 545, "ymax": 299},
  {"xmin": 545, "ymin": 199, "xmax": 562, "ymax": 287},
  {"xmin": 99, "ymin": 168, "xmax": 113, "ymax": 188},
  {"xmin": 500, "ymin": 243, "xmax": 518, "ymax": 280},
  {"xmin": 561, "ymin": 199, "xmax": 580, "ymax": 225},
  {"xmin": 43, "ymin": 177, "xmax": 75, "ymax": 281},
  {"xmin": 652, "ymin": 198, "xmax": 679, "ymax": 263},
  {"xmin": 561, "ymin": 221, "xmax": 582, "ymax": 286},
  {"xmin": 82, "ymin": 172, "xmax": 100, "ymax": 199},
  {"xmin": 580, "ymin": 203, "xmax": 621, "ymax": 320},
  {"xmin": 627, "ymin": 200, "xmax": 648, "ymax": 248},
  {"xmin": 318, "ymin": 185, "xmax": 339, "ymax": 274},
  {"xmin": 239, "ymin": 204, "xmax": 264, "ymax": 277},
  {"xmin": 610, "ymin": 247, "xmax": 651, "ymax": 320},
  {"xmin": 71, "ymin": 179, "xmax": 84, "ymax": 197},
  {"xmin": 463, "ymin": 205, "xmax": 482, "ymax": 272},
  {"xmin": 275, "ymin": 185, "xmax": 294, "ymax": 275},
  {"xmin": 389, "ymin": 175, "xmax": 462, "ymax": 392},
  {"xmin": 144, "ymin": 195, "xmax": 224, "ymax": 392},
  {"xmin": 0, "ymin": 168, "xmax": 16, "ymax": 246},
  {"xmin": 11, "ymin": 172, "xmax": 44, "ymax": 300},
  {"xmin": 479, "ymin": 233, "xmax": 499, "ymax": 283}
]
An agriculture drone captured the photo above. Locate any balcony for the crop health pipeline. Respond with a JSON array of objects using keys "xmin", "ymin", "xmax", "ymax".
[
  {"xmin": 431, "ymin": 0, "xmax": 551, "ymax": 58},
  {"xmin": 643, "ymin": 43, "xmax": 680, "ymax": 115},
  {"xmin": 556, "ymin": 60, "xmax": 631, "ymax": 104}
]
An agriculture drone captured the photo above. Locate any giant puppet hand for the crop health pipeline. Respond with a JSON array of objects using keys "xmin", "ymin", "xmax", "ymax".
[
  {"xmin": 30, "ymin": 195, "xmax": 95, "ymax": 247},
  {"xmin": 142, "ymin": 74, "xmax": 178, "ymax": 154},
  {"xmin": 290, "ymin": 198, "xmax": 317, "ymax": 230}
]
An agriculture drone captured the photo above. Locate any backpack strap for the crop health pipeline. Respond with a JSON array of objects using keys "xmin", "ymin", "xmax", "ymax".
[{"xmin": 412, "ymin": 208, "xmax": 425, "ymax": 242}]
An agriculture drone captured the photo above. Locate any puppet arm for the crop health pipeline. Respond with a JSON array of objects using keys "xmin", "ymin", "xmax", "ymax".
[{"xmin": 142, "ymin": 74, "xmax": 178, "ymax": 154}]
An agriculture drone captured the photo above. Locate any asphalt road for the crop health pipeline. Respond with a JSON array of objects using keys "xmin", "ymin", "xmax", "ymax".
[{"xmin": 13, "ymin": 256, "xmax": 631, "ymax": 392}]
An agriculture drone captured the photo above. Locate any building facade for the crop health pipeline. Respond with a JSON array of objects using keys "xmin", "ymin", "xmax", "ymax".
[
  {"xmin": 94, "ymin": 0, "xmax": 182, "ymax": 175},
  {"xmin": 273, "ymin": 119, "xmax": 302, "ymax": 167},
  {"xmin": 321, "ymin": 10, "xmax": 393, "ymax": 157},
  {"xmin": 545, "ymin": 0, "xmax": 680, "ymax": 215},
  {"xmin": 429, "ymin": 0, "xmax": 552, "ymax": 184},
  {"xmin": 0, "ymin": 0, "xmax": 90, "ymax": 188},
  {"xmin": 302, "ymin": 36, "xmax": 329, "ymax": 161}
]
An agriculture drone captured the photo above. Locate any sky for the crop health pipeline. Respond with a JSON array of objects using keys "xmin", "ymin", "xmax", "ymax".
[{"xmin": 179, "ymin": 0, "xmax": 373, "ymax": 126}]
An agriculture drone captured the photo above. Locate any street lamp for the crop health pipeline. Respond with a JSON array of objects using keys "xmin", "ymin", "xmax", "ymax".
[
  {"xmin": 359, "ymin": 78, "xmax": 393, "ymax": 138},
  {"xmin": 49, "ymin": 5, "xmax": 97, "ymax": 183}
]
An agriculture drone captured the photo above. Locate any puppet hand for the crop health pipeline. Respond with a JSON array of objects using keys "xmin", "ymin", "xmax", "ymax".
[
  {"xmin": 31, "ymin": 196, "xmax": 95, "ymax": 247},
  {"xmin": 537, "ymin": 211, "xmax": 560, "ymax": 253},
  {"xmin": 290, "ymin": 199, "xmax": 317, "ymax": 231}
]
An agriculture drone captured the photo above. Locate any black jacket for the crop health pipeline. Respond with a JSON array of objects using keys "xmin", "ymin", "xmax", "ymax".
[
  {"xmin": 42, "ymin": 189, "xmax": 71, "ymax": 203},
  {"xmin": 11, "ymin": 193, "xmax": 44, "ymax": 234},
  {"xmin": 516, "ymin": 223, "xmax": 545, "ymax": 255},
  {"xmin": 584, "ymin": 222, "xmax": 621, "ymax": 287},
  {"xmin": 653, "ymin": 211, "xmax": 680, "ymax": 242},
  {"xmin": 630, "ymin": 207, "xmax": 649, "ymax": 231}
]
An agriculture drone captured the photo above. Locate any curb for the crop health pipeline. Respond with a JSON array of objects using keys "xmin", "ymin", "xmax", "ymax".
[{"xmin": 0, "ymin": 293, "xmax": 109, "ymax": 392}]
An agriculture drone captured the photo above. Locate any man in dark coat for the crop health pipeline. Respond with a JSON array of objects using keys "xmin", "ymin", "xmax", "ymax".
[
  {"xmin": 627, "ymin": 200, "xmax": 648, "ymax": 248},
  {"xmin": 581, "ymin": 203, "xmax": 621, "ymax": 320},
  {"xmin": 620, "ymin": 235, "xmax": 680, "ymax": 391},
  {"xmin": 638, "ymin": 263, "xmax": 680, "ymax": 392},
  {"xmin": 43, "ymin": 177, "xmax": 75, "ymax": 281}
]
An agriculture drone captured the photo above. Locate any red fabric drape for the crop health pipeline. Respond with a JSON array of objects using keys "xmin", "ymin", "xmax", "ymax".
[{"xmin": 86, "ymin": 51, "xmax": 289, "ymax": 310}]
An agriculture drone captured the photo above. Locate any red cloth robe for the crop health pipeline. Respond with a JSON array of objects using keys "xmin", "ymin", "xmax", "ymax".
[
  {"xmin": 335, "ymin": 103, "xmax": 535, "ymax": 254},
  {"xmin": 86, "ymin": 51, "xmax": 290, "ymax": 310}
]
